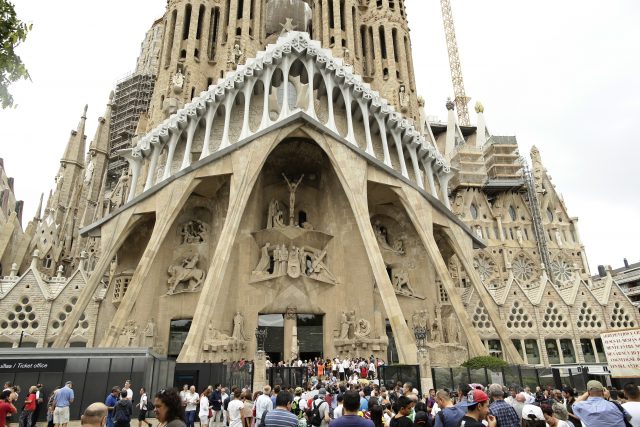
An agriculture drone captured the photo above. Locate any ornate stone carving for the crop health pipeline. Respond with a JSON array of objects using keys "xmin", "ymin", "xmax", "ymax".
[
  {"xmin": 391, "ymin": 268, "xmax": 423, "ymax": 298},
  {"xmin": 550, "ymin": 256, "xmax": 575, "ymax": 286},
  {"xmin": 354, "ymin": 319, "xmax": 372, "ymax": 339},
  {"xmin": 373, "ymin": 220, "xmax": 405, "ymax": 255},
  {"xmin": 117, "ymin": 320, "xmax": 138, "ymax": 347},
  {"xmin": 339, "ymin": 310, "xmax": 356, "ymax": 339},
  {"xmin": 412, "ymin": 309, "xmax": 429, "ymax": 348},
  {"xmin": 446, "ymin": 312, "xmax": 460, "ymax": 344},
  {"xmin": 167, "ymin": 254, "xmax": 206, "ymax": 294},
  {"xmin": 203, "ymin": 320, "xmax": 247, "ymax": 353},
  {"xmin": 511, "ymin": 253, "xmax": 536, "ymax": 283},
  {"xmin": 282, "ymin": 173, "xmax": 304, "ymax": 226},
  {"xmin": 171, "ymin": 70, "xmax": 185, "ymax": 94},
  {"xmin": 267, "ymin": 200, "xmax": 286, "ymax": 228},
  {"xmin": 251, "ymin": 242, "xmax": 336, "ymax": 284},
  {"xmin": 143, "ymin": 318, "xmax": 155, "ymax": 347},
  {"xmin": 398, "ymin": 85, "xmax": 409, "ymax": 111},
  {"xmin": 280, "ymin": 18, "xmax": 297, "ymax": 35},
  {"xmin": 179, "ymin": 220, "xmax": 208, "ymax": 244},
  {"xmin": 285, "ymin": 306, "xmax": 297, "ymax": 320},
  {"xmin": 232, "ymin": 312, "xmax": 247, "ymax": 341}
]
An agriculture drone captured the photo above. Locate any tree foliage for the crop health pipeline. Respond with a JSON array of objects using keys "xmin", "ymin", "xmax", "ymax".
[
  {"xmin": 461, "ymin": 356, "xmax": 509, "ymax": 370},
  {"xmin": 0, "ymin": 0, "xmax": 31, "ymax": 108}
]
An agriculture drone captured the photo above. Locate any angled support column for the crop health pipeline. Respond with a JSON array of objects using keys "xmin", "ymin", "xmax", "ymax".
[
  {"xmin": 53, "ymin": 210, "xmax": 141, "ymax": 347},
  {"xmin": 239, "ymin": 82, "xmax": 255, "ymax": 140},
  {"xmin": 391, "ymin": 131, "xmax": 409, "ymax": 178},
  {"xmin": 259, "ymin": 67, "xmax": 275, "ymax": 130},
  {"xmin": 341, "ymin": 86, "xmax": 357, "ymax": 145},
  {"xmin": 407, "ymin": 146, "xmax": 424, "ymax": 190},
  {"xmin": 219, "ymin": 90, "xmax": 238, "ymax": 150},
  {"xmin": 438, "ymin": 172, "xmax": 452, "ymax": 209},
  {"xmin": 180, "ymin": 114, "xmax": 199, "ymax": 170},
  {"xmin": 393, "ymin": 187, "xmax": 488, "ymax": 358},
  {"xmin": 124, "ymin": 150, "xmax": 144, "ymax": 203},
  {"xmin": 442, "ymin": 228, "xmax": 525, "ymax": 364},
  {"xmin": 304, "ymin": 57, "xmax": 317, "ymax": 120},
  {"xmin": 326, "ymin": 142, "xmax": 417, "ymax": 364},
  {"xmin": 322, "ymin": 69, "xmax": 338, "ymax": 133},
  {"xmin": 199, "ymin": 103, "xmax": 218, "ymax": 160},
  {"xmin": 277, "ymin": 56, "xmax": 292, "ymax": 121},
  {"xmin": 144, "ymin": 142, "xmax": 163, "ymax": 191},
  {"xmin": 420, "ymin": 158, "xmax": 437, "ymax": 197},
  {"xmin": 162, "ymin": 129, "xmax": 182, "ymax": 181},
  {"xmin": 357, "ymin": 99, "xmax": 375, "ymax": 156},
  {"xmin": 375, "ymin": 115, "xmax": 392, "ymax": 167},
  {"xmin": 102, "ymin": 175, "xmax": 201, "ymax": 346}
]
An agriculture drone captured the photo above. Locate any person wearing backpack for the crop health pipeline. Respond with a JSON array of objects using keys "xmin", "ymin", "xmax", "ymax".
[
  {"xmin": 306, "ymin": 389, "xmax": 330, "ymax": 427},
  {"xmin": 291, "ymin": 388, "xmax": 304, "ymax": 419},
  {"xmin": 328, "ymin": 391, "xmax": 373, "ymax": 427},
  {"xmin": 113, "ymin": 391, "xmax": 133, "ymax": 427}
]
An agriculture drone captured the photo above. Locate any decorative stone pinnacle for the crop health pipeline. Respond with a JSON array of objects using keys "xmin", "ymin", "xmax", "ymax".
[
  {"xmin": 446, "ymin": 98, "xmax": 455, "ymax": 111},
  {"xmin": 475, "ymin": 101, "xmax": 484, "ymax": 114}
]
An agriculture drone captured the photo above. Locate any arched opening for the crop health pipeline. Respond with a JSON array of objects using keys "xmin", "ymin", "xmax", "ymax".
[
  {"xmin": 298, "ymin": 210, "xmax": 308, "ymax": 226},
  {"xmin": 183, "ymin": 4, "xmax": 192, "ymax": 40},
  {"xmin": 208, "ymin": 7, "xmax": 220, "ymax": 60},
  {"xmin": 165, "ymin": 10, "xmax": 178, "ymax": 67},
  {"xmin": 196, "ymin": 5, "xmax": 205, "ymax": 40}
]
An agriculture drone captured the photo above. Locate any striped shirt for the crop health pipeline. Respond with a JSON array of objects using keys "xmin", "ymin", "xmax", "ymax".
[{"xmin": 264, "ymin": 408, "xmax": 299, "ymax": 427}]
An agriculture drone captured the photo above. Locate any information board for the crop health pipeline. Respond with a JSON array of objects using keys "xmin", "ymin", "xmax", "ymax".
[{"xmin": 600, "ymin": 328, "xmax": 640, "ymax": 378}]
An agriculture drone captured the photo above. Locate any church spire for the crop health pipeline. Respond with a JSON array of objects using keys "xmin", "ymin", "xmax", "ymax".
[{"xmin": 61, "ymin": 105, "xmax": 88, "ymax": 168}]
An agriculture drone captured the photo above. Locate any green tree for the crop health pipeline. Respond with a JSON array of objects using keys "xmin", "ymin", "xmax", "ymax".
[
  {"xmin": 461, "ymin": 356, "xmax": 508, "ymax": 370},
  {"xmin": 0, "ymin": 0, "xmax": 31, "ymax": 108}
]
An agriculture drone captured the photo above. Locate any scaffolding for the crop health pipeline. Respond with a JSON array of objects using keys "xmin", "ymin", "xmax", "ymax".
[
  {"xmin": 106, "ymin": 72, "xmax": 156, "ymax": 188},
  {"xmin": 522, "ymin": 162, "xmax": 552, "ymax": 277}
]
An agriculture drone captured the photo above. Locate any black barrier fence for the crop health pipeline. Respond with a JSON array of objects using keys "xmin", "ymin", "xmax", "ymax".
[
  {"xmin": 431, "ymin": 365, "xmax": 615, "ymax": 393},
  {"xmin": 0, "ymin": 349, "xmax": 253, "ymax": 422},
  {"xmin": 268, "ymin": 367, "xmax": 308, "ymax": 388},
  {"xmin": 377, "ymin": 365, "xmax": 421, "ymax": 396}
]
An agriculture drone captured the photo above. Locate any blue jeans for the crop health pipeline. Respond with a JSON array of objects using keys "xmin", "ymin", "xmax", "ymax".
[
  {"xmin": 106, "ymin": 416, "xmax": 114, "ymax": 427},
  {"xmin": 186, "ymin": 410, "xmax": 196, "ymax": 427}
]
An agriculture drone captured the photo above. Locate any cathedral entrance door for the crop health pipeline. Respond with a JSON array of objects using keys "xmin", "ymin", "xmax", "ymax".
[
  {"xmin": 258, "ymin": 314, "xmax": 284, "ymax": 363},
  {"xmin": 296, "ymin": 314, "xmax": 323, "ymax": 361}
]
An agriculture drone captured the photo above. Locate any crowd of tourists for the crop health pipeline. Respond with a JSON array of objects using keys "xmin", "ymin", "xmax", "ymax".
[
  {"xmin": 3, "ymin": 375, "xmax": 640, "ymax": 427},
  {"xmin": 265, "ymin": 357, "xmax": 384, "ymax": 381}
]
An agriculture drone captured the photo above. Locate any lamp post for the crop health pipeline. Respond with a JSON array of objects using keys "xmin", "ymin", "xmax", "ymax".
[
  {"xmin": 414, "ymin": 324, "xmax": 433, "ymax": 391},
  {"xmin": 255, "ymin": 328, "xmax": 267, "ymax": 353}
]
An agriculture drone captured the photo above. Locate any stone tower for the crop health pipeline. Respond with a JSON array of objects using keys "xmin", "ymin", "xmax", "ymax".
[{"xmin": 147, "ymin": 0, "xmax": 419, "ymax": 128}]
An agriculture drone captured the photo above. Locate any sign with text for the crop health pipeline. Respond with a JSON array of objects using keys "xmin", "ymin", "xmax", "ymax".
[
  {"xmin": 0, "ymin": 359, "xmax": 67, "ymax": 373},
  {"xmin": 601, "ymin": 328, "xmax": 640, "ymax": 378}
]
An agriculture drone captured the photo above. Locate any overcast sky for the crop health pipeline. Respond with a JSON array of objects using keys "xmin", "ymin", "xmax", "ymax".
[{"xmin": 1, "ymin": 0, "xmax": 638, "ymax": 272}]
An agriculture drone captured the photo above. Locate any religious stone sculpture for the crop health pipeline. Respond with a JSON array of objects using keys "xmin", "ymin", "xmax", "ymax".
[
  {"xmin": 253, "ymin": 243, "xmax": 272, "ymax": 275},
  {"xmin": 353, "ymin": 319, "xmax": 372, "ymax": 339},
  {"xmin": 267, "ymin": 199, "xmax": 286, "ymax": 228},
  {"xmin": 287, "ymin": 245, "xmax": 301, "ymax": 278},
  {"xmin": 232, "ymin": 311, "xmax": 247, "ymax": 341},
  {"xmin": 412, "ymin": 309, "xmax": 429, "ymax": 349},
  {"xmin": 167, "ymin": 254, "xmax": 206, "ymax": 294},
  {"xmin": 84, "ymin": 160, "xmax": 95, "ymax": 183},
  {"xmin": 179, "ymin": 220, "xmax": 208, "ymax": 244},
  {"xmin": 398, "ymin": 85, "xmax": 409, "ymax": 111},
  {"xmin": 431, "ymin": 320, "xmax": 442, "ymax": 343},
  {"xmin": 171, "ymin": 69, "xmax": 185, "ymax": 93},
  {"xmin": 227, "ymin": 43, "xmax": 244, "ymax": 70},
  {"xmin": 392, "ymin": 268, "xmax": 416, "ymax": 296},
  {"xmin": 117, "ymin": 320, "xmax": 138, "ymax": 347},
  {"xmin": 339, "ymin": 310, "xmax": 356, "ymax": 339},
  {"xmin": 446, "ymin": 312, "xmax": 460, "ymax": 344},
  {"xmin": 282, "ymin": 174, "xmax": 304, "ymax": 226},
  {"xmin": 143, "ymin": 318, "xmax": 155, "ymax": 347}
]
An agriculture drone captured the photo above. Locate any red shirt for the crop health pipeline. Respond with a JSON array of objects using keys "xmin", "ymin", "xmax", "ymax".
[
  {"xmin": 24, "ymin": 393, "xmax": 37, "ymax": 411},
  {"xmin": 0, "ymin": 401, "xmax": 17, "ymax": 427}
]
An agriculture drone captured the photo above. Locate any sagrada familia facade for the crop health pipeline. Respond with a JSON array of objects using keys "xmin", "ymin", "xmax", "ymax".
[{"xmin": 0, "ymin": 0, "xmax": 636, "ymax": 375}]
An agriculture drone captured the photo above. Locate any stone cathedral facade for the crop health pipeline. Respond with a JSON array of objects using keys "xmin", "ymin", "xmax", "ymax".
[{"xmin": 0, "ymin": 0, "xmax": 637, "ymax": 375}]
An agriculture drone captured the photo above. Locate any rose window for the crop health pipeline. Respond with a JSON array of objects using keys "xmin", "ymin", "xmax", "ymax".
[
  {"xmin": 551, "ymin": 258, "xmax": 575, "ymax": 285},
  {"xmin": 474, "ymin": 253, "xmax": 496, "ymax": 282},
  {"xmin": 512, "ymin": 255, "xmax": 535, "ymax": 282}
]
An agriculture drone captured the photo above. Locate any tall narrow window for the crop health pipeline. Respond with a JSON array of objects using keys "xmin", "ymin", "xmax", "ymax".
[
  {"xmin": 352, "ymin": 7, "xmax": 358, "ymax": 57},
  {"xmin": 339, "ymin": 0, "xmax": 346, "ymax": 32},
  {"xmin": 237, "ymin": 0, "xmax": 244, "ymax": 19},
  {"xmin": 183, "ymin": 4, "xmax": 192, "ymax": 40},
  {"xmin": 224, "ymin": 0, "xmax": 231, "ymax": 43},
  {"xmin": 392, "ymin": 28, "xmax": 399, "ymax": 62},
  {"xmin": 250, "ymin": 0, "xmax": 255, "ymax": 19},
  {"xmin": 196, "ymin": 5, "xmax": 205, "ymax": 39},
  {"xmin": 208, "ymin": 7, "xmax": 220, "ymax": 60},
  {"xmin": 379, "ymin": 26, "xmax": 387, "ymax": 59},
  {"xmin": 328, "ymin": 0, "xmax": 335, "ymax": 29},
  {"xmin": 165, "ymin": 10, "xmax": 177, "ymax": 67}
]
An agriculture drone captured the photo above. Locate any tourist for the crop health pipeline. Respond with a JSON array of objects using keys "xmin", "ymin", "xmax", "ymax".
[
  {"xmin": 390, "ymin": 396, "xmax": 413, "ymax": 427},
  {"xmin": 180, "ymin": 386, "xmax": 189, "ymax": 408},
  {"xmin": 540, "ymin": 404, "xmax": 569, "ymax": 427},
  {"xmin": 53, "ymin": 381, "xmax": 74, "ymax": 427},
  {"xmin": 241, "ymin": 391, "xmax": 254, "ymax": 427},
  {"xmin": 221, "ymin": 388, "xmax": 231, "ymax": 426},
  {"xmin": 255, "ymin": 386, "xmax": 273, "ymax": 427},
  {"xmin": 153, "ymin": 389, "xmax": 186, "ymax": 427},
  {"xmin": 432, "ymin": 390, "xmax": 464, "ymax": 427},
  {"xmin": 209, "ymin": 385, "xmax": 223, "ymax": 427},
  {"xmin": 123, "ymin": 381, "xmax": 134, "ymax": 401},
  {"xmin": 19, "ymin": 386, "xmax": 37, "ymax": 427},
  {"xmin": 263, "ymin": 391, "xmax": 297, "ymax": 427},
  {"xmin": 560, "ymin": 387, "xmax": 580, "ymax": 427},
  {"xmin": 105, "ymin": 387, "xmax": 121, "ymax": 427},
  {"xmin": 292, "ymin": 388, "xmax": 304, "ymax": 420},
  {"xmin": 572, "ymin": 380, "xmax": 628, "ymax": 426},
  {"xmin": 227, "ymin": 390, "xmax": 245, "ymax": 427},
  {"xmin": 487, "ymin": 384, "xmax": 518, "ymax": 427},
  {"xmin": 271, "ymin": 387, "xmax": 281, "ymax": 408},
  {"xmin": 200, "ymin": 388, "xmax": 212, "ymax": 427},
  {"xmin": 1, "ymin": 390, "xmax": 18, "ymax": 427},
  {"xmin": 113, "ymin": 391, "xmax": 133, "ymax": 427},
  {"xmin": 330, "ymin": 391, "xmax": 374, "ymax": 427},
  {"xmin": 137, "ymin": 388, "xmax": 152, "ymax": 427},
  {"xmin": 32, "ymin": 384, "xmax": 45, "ymax": 427},
  {"xmin": 81, "ymin": 402, "xmax": 109, "ymax": 427},
  {"xmin": 47, "ymin": 388, "xmax": 59, "ymax": 427},
  {"xmin": 510, "ymin": 393, "xmax": 525, "ymax": 419},
  {"xmin": 311, "ymin": 388, "xmax": 330, "ymax": 427},
  {"xmin": 370, "ymin": 405, "xmax": 385, "ymax": 427},
  {"xmin": 184, "ymin": 386, "xmax": 199, "ymax": 427},
  {"xmin": 456, "ymin": 390, "xmax": 496, "ymax": 427},
  {"xmin": 623, "ymin": 383, "xmax": 640, "ymax": 427},
  {"xmin": 333, "ymin": 394, "xmax": 344, "ymax": 419},
  {"xmin": 522, "ymin": 387, "xmax": 536, "ymax": 404},
  {"xmin": 521, "ymin": 404, "xmax": 546, "ymax": 427}
]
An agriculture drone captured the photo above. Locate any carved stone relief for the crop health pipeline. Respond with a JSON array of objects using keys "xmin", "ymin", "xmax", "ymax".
[
  {"xmin": 167, "ymin": 254, "xmax": 206, "ymax": 294},
  {"xmin": 179, "ymin": 220, "xmax": 208, "ymax": 244}
]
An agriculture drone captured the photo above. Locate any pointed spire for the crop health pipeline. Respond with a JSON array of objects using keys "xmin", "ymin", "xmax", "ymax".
[
  {"xmin": 61, "ymin": 105, "xmax": 89, "ymax": 168},
  {"xmin": 34, "ymin": 193, "xmax": 43, "ymax": 221},
  {"xmin": 89, "ymin": 96, "xmax": 113, "ymax": 155}
]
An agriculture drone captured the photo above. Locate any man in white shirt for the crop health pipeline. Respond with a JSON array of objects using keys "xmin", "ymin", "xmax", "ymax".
[
  {"xmin": 623, "ymin": 383, "xmax": 640, "ymax": 427},
  {"xmin": 368, "ymin": 362, "xmax": 376, "ymax": 380},
  {"xmin": 333, "ymin": 394, "xmax": 344, "ymax": 419},
  {"xmin": 185, "ymin": 386, "xmax": 199, "ymax": 427},
  {"xmin": 137, "ymin": 387, "xmax": 152, "ymax": 427},
  {"xmin": 227, "ymin": 390, "xmax": 244, "ymax": 427},
  {"xmin": 255, "ymin": 385, "xmax": 274, "ymax": 427},
  {"xmin": 123, "ymin": 380, "xmax": 133, "ymax": 401}
]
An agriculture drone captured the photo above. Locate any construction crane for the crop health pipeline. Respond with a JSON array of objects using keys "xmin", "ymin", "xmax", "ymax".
[{"xmin": 440, "ymin": 0, "xmax": 471, "ymax": 126}]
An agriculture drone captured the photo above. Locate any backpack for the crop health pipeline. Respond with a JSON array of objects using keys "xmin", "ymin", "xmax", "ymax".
[
  {"xmin": 306, "ymin": 401, "xmax": 324, "ymax": 427},
  {"xmin": 260, "ymin": 409, "xmax": 269, "ymax": 426},
  {"xmin": 291, "ymin": 398, "xmax": 302, "ymax": 417},
  {"xmin": 611, "ymin": 400, "xmax": 633, "ymax": 427}
]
